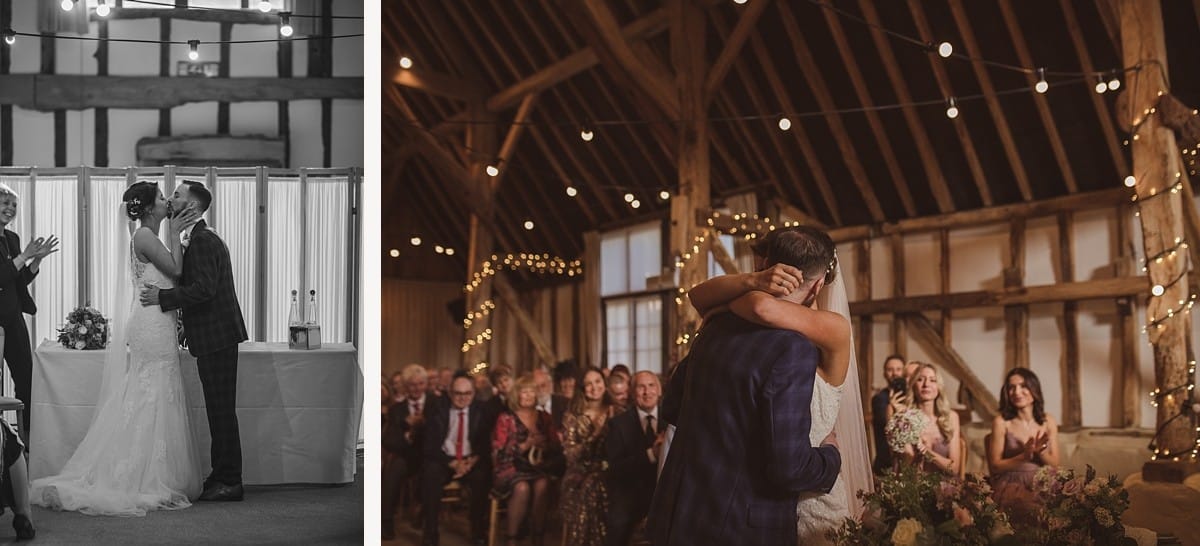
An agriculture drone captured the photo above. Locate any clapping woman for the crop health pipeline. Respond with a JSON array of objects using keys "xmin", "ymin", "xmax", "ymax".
[
  {"xmin": 492, "ymin": 375, "xmax": 558, "ymax": 546},
  {"xmin": 988, "ymin": 368, "xmax": 1059, "ymax": 526}
]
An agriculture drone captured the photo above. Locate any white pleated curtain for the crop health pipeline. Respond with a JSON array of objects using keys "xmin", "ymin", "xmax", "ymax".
[{"xmin": 212, "ymin": 175, "xmax": 259, "ymax": 338}]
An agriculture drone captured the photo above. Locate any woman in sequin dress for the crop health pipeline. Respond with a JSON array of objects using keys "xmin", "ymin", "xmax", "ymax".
[{"xmin": 560, "ymin": 366, "xmax": 613, "ymax": 546}]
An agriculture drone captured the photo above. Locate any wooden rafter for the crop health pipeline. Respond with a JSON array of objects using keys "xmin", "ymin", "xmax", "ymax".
[
  {"xmin": 946, "ymin": 0, "xmax": 1028, "ymax": 204},
  {"xmin": 856, "ymin": 0, "xmax": 954, "ymax": 213},
  {"xmin": 525, "ymin": 127, "xmax": 601, "ymax": 226},
  {"xmin": 708, "ymin": 228, "xmax": 740, "ymax": 275},
  {"xmin": 777, "ymin": 1, "xmax": 885, "ymax": 222},
  {"xmin": 903, "ymin": 313, "xmax": 999, "ymax": 420},
  {"xmin": 529, "ymin": 122, "xmax": 622, "ymax": 222},
  {"xmin": 393, "ymin": 68, "xmax": 482, "ymax": 101},
  {"xmin": 1094, "ymin": 0, "xmax": 1122, "ymax": 55},
  {"xmin": 906, "ymin": 0, "xmax": 991, "ymax": 207},
  {"xmin": 704, "ymin": 0, "xmax": 771, "ymax": 105},
  {"xmin": 1059, "ymin": 0, "xmax": 1129, "ymax": 178},
  {"xmin": 494, "ymin": 93, "xmax": 538, "ymax": 182},
  {"xmin": 493, "ymin": 274, "xmax": 559, "ymax": 367},
  {"xmin": 817, "ymin": 5, "xmax": 916, "ymax": 218},
  {"xmin": 997, "ymin": 0, "xmax": 1079, "ymax": 194},
  {"xmin": 851, "ymin": 275, "xmax": 1158, "ymax": 315},
  {"xmin": 391, "ymin": 4, "xmax": 458, "ymax": 76}
]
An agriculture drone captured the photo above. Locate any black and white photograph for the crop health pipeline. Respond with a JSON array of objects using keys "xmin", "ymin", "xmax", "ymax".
[
  {"xmin": 0, "ymin": 0, "xmax": 364, "ymax": 544},
  {"xmin": 387, "ymin": 1, "xmax": 1200, "ymax": 545}
]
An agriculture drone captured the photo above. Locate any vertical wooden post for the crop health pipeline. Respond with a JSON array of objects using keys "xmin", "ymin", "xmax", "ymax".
[
  {"xmin": 1117, "ymin": 203, "xmax": 1141, "ymax": 427},
  {"xmin": 462, "ymin": 101, "xmax": 498, "ymax": 371},
  {"xmin": 940, "ymin": 229, "xmax": 952, "ymax": 343},
  {"xmin": 890, "ymin": 234, "xmax": 906, "ymax": 357},
  {"xmin": 1122, "ymin": 0, "xmax": 1193, "ymax": 471},
  {"xmin": 1059, "ymin": 212, "xmax": 1081, "ymax": 426},
  {"xmin": 1004, "ymin": 218, "xmax": 1029, "ymax": 369},
  {"xmin": 856, "ymin": 240, "xmax": 873, "ymax": 405},
  {"xmin": 669, "ymin": 0, "xmax": 709, "ymax": 364}
]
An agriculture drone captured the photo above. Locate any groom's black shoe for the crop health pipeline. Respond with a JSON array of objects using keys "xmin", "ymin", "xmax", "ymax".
[
  {"xmin": 12, "ymin": 514, "xmax": 34, "ymax": 540},
  {"xmin": 199, "ymin": 482, "xmax": 244, "ymax": 502}
]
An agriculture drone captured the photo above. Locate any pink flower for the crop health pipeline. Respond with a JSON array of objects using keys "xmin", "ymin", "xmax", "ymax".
[
  {"xmin": 953, "ymin": 503, "xmax": 975, "ymax": 527},
  {"xmin": 1061, "ymin": 477, "xmax": 1084, "ymax": 497}
]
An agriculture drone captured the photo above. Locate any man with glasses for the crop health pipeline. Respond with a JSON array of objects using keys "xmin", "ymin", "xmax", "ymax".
[{"xmin": 419, "ymin": 372, "xmax": 493, "ymax": 546}]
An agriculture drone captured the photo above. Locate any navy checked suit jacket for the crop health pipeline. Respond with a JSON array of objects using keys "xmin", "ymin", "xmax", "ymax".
[
  {"xmin": 0, "ymin": 230, "xmax": 38, "ymax": 324},
  {"xmin": 159, "ymin": 220, "xmax": 248, "ymax": 357},
  {"xmin": 647, "ymin": 313, "xmax": 841, "ymax": 546}
]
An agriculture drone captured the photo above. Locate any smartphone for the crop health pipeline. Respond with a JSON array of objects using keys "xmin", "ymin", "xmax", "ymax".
[{"xmin": 889, "ymin": 377, "xmax": 907, "ymax": 394}]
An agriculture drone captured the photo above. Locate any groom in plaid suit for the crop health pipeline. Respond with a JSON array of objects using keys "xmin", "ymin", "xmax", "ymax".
[{"xmin": 141, "ymin": 180, "xmax": 248, "ymax": 502}]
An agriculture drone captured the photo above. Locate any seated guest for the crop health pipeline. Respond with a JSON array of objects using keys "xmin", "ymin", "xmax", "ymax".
[
  {"xmin": 604, "ymin": 371, "xmax": 664, "ymax": 546},
  {"xmin": 473, "ymin": 372, "xmax": 494, "ymax": 403},
  {"xmin": 608, "ymin": 364, "xmax": 631, "ymax": 387},
  {"xmin": 492, "ymin": 375, "xmax": 559, "ymax": 546},
  {"xmin": 897, "ymin": 363, "xmax": 961, "ymax": 476},
  {"xmin": 606, "ymin": 373, "xmax": 630, "ymax": 413},
  {"xmin": 389, "ymin": 371, "xmax": 407, "ymax": 405},
  {"xmin": 383, "ymin": 364, "xmax": 431, "ymax": 540},
  {"xmin": 0, "ymin": 417, "xmax": 34, "ymax": 539},
  {"xmin": 485, "ymin": 364, "xmax": 514, "ymax": 421},
  {"xmin": 871, "ymin": 354, "xmax": 906, "ymax": 473},
  {"xmin": 562, "ymin": 366, "xmax": 614, "ymax": 546},
  {"xmin": 431, "ymin": 368, "xmax": 454, "ymax": 399},
  {"xmin": 554, "ymin": 360, "xmax": 579, "ymax": 401},
  {"xmin": 421, "ymin": 374, "xmax": 492, "ymax": 546},
  {"xmin": 988, "ymin": 368, "xmax": 1059, "ymax": 527},
  {"xmin": 533, "ymin": 367, "xmax": 568, "ymax": 434}
]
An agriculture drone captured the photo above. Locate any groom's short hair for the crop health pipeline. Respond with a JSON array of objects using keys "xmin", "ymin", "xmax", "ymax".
[
  {"xmin": 181, "ymin": 180, "xmax": 213, "ymax": 212},
  {"xmin": 750, "ymin": 225, "xmax": 837, "ymax": 285}
]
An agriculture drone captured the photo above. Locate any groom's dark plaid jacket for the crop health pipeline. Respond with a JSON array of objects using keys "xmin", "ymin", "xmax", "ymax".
[
  {"xmin": 647, "ymin": 313, "xmax": 841, "ymax": 546},
  {"xmin": 159, "ymin": 220, "xmax": 248, "ymax": 357}
]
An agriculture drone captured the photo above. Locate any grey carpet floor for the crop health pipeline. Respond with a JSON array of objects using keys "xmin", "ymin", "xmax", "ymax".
[{"xmin": 0, "ymin": 452, "xmax": 364, "ymax": 546}]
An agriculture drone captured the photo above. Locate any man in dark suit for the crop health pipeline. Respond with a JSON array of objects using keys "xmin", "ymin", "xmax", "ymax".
[
  {"xmin": 142, "ymin": 180, "xmax": 248, "ymax": 502},
  {"xmin": 383, "ymin": 363, "xmax": 434, "ymax": 540},
  {"xmin": 605, "ymin": 371, "xmax": 665, "ymax": 546},
  {"xmin": 871, "ymin": 354, "xmax": 906, "ymax": 473},
  {"xmin": 0, "ymin": 183, "xmax": 59, "ymax": 436},
  {"xmin": 420, "ymin": 373, "xmax": 492, "ymax": 546},
  {"xmin": 648, "ymin": 226, "xmax": 842, "ymax": 546}
]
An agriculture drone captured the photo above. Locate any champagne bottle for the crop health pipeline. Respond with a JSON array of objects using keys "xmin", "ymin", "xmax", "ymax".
[
  {"xmin": 305, "ymin": 289, "xmax": 318, "ymax": 326},
  {"xmin": 288, "ymin": 290, "xmax": 301, "ymax": 327}
]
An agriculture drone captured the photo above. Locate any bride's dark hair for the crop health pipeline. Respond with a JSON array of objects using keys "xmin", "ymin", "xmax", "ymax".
[{"xmin": 122, "ymin": 181, "xmax": 158, "ymax": 221}]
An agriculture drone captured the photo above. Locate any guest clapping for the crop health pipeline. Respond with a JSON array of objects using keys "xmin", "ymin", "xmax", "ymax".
[
  {"xmin": 492, "ymin": 375, "xmax": 558, "ymax": 546},
  {"xmin": 382, "ymin": 364, "xmax": 432, "ymax": 540},
  {"xmin": 988, "ymin": 368, "xmax": 1059, "ymax": 526},
  {"xmin": 561, "ymin": 367, "xmax": 614, "ymax": 546},
  {"xmin": 604, "ymin": 371, "xmax": 664, "ymax": 546},
  {"xmin": 898, "ymin": 363, "xmax": 961, "ymax": 476}
]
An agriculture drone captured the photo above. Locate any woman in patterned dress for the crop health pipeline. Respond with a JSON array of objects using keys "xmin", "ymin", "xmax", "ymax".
[
  {"xmin": 561, "ymin": 366, "xmax": 614, "ymax": 546},
  {"xmin": 492, "ymin": 375, "xmax": 558, "ymax": 546}
]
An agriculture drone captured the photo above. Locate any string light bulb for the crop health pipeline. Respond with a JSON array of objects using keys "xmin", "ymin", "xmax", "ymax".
[
  {"xmin": 95, "ymin": 0, "xmax": 110, "ymax": 17},
  {"xmin": 410, "ymin": 236, "xmax": 421, "ymax": 246},
  {"xmin": 937, "ymin": 41, "xmax": 953, "ymax": 58},
  {"xmin": 631, "ymin": 199, "xmax": 641, "ymax": 209},
  {"xmin": 445, "ymin": 248, "xmax": 455, "ymax": 256},
  {"xmin": 523, "ymin": 220, "xmax": 534, "ymax": 230},
  {"xmin": 1034, "ymin": 68, "xmax": 1048, "ymax": 94},
  {"xmin": 399, "ymin": 56, "xmax": 413, "ymax": 69},
  {"xmin": 733, "ymin": 0, "xmax": 748, "ymax": 4},
  {"xmin": 1152, "ymin": 284, "xmax": 1165, "ymax": 296},
  {"xmin": 278, "ymin": 12, "xmax": 294, "ymax": 37},
  {"xmin": 580, "ymin": 128, "xmax": 593, "ymax": 142},
  {"xmin": 778, "ymin": 116, "xmax": 791, "ymax": 131},
  {"xmin": 945, "ymin": 97, "xmax": 959, "ymax": 119},
  {"xmin": 566, "ymin": 186, "xmax": 577, "ymax": 197},
  {"xmin": 258, "ymin": 1, "xmax": 273, "ymax": 12},
  {"xmin": 187, "ymin": 40, "xmax": 200, "ymax": 61},
  {"xmin": 1095, "ymin": 75, "xmax": 1108, "ymax": 94},
  {"xmin": 660, "ymin": 191, "xmax": 670, "ymax": 200},
  {"xmin": 486, "ymin": 164, "xmax": 499, "ymax": 177},
  {"xmin": 388, "ymin": 249, "xmax": 399, "ymax": 258},
  {"xmin": 434, "ymin": 245, "xmax": 445, "ymax": 254},
  {"xmin": 1125, "ymin": 175, "xmax": 1136, "ymax": 187},
  {"xmin": 2, "ymin": 29, "xmax": 13, "ymax": 46},
  {"xmin": 60, "ymin": 0, "xmax": 74, "ymax": 12},
  {"xmin": 1107, "ymin": 71, "xmax": 1121, "ymax": 91},
  {"xmin": 624, "ymin": 193, "xmax": 635, "ymax": 203}
]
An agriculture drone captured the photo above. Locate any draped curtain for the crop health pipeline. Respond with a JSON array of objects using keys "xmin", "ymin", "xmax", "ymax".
[
  {"xmin": 212, "ymin": 175, "xmax": 258, "ymax": 336},
  {"xmin": 266, "ymin": 177, "xmax": 302, "ymax": 342},
  {"xmin": 304, "ymin": 176, "xmax": 350, "ymax": 343}
]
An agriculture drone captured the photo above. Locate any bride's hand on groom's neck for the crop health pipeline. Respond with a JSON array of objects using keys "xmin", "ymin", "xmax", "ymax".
[{"xmin": 170, "ymin": 205, "xmax": 202, "ymax": 234}]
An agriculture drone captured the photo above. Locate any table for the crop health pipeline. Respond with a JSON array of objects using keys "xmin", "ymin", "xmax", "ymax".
[{"xmin": 31, "ymin": 341, "xmax": 363, "ymax": 485}]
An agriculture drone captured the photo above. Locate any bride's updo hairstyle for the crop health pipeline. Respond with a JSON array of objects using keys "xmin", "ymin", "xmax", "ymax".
[
  {"xmin": 750, "ymin": 225, "xmax": 838, "ymax": 285},
  {"xmin": 122, "ymin": 181, "xmax": 158, "ymax": 221}
]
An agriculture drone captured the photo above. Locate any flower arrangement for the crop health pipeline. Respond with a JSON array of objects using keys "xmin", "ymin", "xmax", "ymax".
[
  {"xmin": 831, "ymin": 465, "xmax": 1018, "ymax": 546},
  {"xmin": 57, "ymin": 305, "xmax": 110, "ymax": 350},
  {"xmin": 1019, "ymin": 465, "xmax": 1135, "ymax": 546},
  {"xmin": 886, "ymin": 408, "xmax": 930, "ymax": 453}
]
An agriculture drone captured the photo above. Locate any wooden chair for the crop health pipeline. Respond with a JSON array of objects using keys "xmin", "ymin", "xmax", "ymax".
[
  {"xmin": 487, "ymin": 493, "xmax": 506, "ymax": 546},
  {"xmin": 441, "ymin": 479, "xmax": 466, "ymax": 520}
]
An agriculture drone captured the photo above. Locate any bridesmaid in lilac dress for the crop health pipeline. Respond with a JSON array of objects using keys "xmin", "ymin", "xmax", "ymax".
[
  {"xmin": 987, "ymin": 368, "xmax": 1060, "ymax": 527},
  {"xmin": 899, "ymin": 363, "xmax": 962, "ymax": 476}
]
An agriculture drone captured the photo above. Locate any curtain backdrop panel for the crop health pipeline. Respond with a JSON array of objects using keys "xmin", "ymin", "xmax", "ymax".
[
  {"xmin": 266, "ymin": 178, "xmax": 302, "ymax": 343},
  {"xmin": 304, "ymin": 176, "xmax": 350, "ymax": 343},
  {"xmin": 87, "ymin": 176, "xmax": 130, "ymax": 326},
  {"xmin": 381, "ymin": 279, "xmax": 461, "ymax": 376},
  {"xmin": 32, "ymin": 176, "xmax": 79, "ymax": 346},
  {"xmin": 212, "ymin": 175, "xmax": 259, "ymax": 336}
]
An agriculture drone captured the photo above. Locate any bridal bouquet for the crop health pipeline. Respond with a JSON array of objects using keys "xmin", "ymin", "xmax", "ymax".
[
  {"xmin": 57, "ymin": 305, "xmax": 110, "ymax": 350},
  {"xmin": 886, "ymin": 409, "xmax": 929, "ymax": 453},
  {"xmin": 830, "ymin": 465, "xmax": 1017, "ymax": 546},
  {"xmin": 1019, "ymin": 465, "xmax": 1135, "ymax": 545}
]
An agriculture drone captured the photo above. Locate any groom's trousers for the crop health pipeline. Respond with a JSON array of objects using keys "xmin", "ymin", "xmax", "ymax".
[
  {"xmin": 197, "ymin": 345, "xmax": 242, "ymax": 486},
  {"xmin": 0, "ymin": 318, "xmax": 32, "ymax": 437}
]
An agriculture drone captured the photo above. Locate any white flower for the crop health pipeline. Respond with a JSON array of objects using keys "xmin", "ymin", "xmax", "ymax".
[
  {"xmin": 76, "ymin": 326, "xmax": 88, "ymax": 335},
  {"xmin": 1095, "ymin": 507, "xmax": 1114, "ymax": 527},
  {"xmin": 891, "ymin": 517, "xmax": 922, "ymax": 546},
  {"xmin": 1084, "ymin": 481, "xmax": 1101, "ymax": 496},
  {"xmin": 74, "ymin": 340, "xmax": 86, "ymax": 350}
]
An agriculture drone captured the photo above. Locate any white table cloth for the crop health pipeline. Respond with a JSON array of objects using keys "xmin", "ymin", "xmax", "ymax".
[{"xmin": 31, "ymin": 341, "xmax": 363, "ymax": 485}]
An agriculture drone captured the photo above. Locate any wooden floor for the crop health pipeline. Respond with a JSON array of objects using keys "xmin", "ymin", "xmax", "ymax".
[{"xmin": 384, "ymin": 502, "xmax": 565, "ymax": 546}]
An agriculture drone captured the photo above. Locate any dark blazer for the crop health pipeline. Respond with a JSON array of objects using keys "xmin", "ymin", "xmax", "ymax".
[
  {"xmin": 159, "ymin": 220, "xmax": 248, "ymax": 357},
  {"xmin": 605, "ymin": 406, "xmax": 663, "ymax": 495},
  {"xmin": 648, "ymin": 313, "xmax": 841, "ymax": 546},
  {"xmin": 871, "ymin": 387, "xmax": 894, "ymax": 472},
  {"xmin": 383, "ymin": 402, "xmax": 425, "ymax": 476},
  {"xmin": 423, "ymin": 399, "xmax": 493, "ymax": 468},
  {"xmin": 0, "ymin": 229, "xmax": 37, "ymax": 323}
]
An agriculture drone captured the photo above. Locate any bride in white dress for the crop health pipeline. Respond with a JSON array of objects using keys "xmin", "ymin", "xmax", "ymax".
[
  {"xmin": 31, "ymin": 182, "xmax": 204, "ymax": 517},
  {"xmin": 687, "ymin": 248, "xmax": 873, "ymax": 544}
]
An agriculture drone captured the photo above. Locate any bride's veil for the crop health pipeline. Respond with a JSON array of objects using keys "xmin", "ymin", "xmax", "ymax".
[
  {"xmin": 97, "ymin": 203, "xmax": 136, "ymax": 425},
  {"xmin": 817, "ymin": 260, "xmax": 873, "ymax": 519}
]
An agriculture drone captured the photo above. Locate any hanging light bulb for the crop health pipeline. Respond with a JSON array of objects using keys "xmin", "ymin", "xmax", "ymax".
[
  {"xmin": 1095, "ymin": 75, "xmax": 1108, "ymax": 94},
  {"xmin": 778, "ymin": 116, "xmax": 792, "ymax": 131},
  {"xmin": 188, "ymin": 40, "xmax": 200, "ymax": 61},
  {"xmin": 631, "ymin": 199, "xmax": 641, "ymax": 209},
  {"xmin": 60, "ymin": 0, "xmax": 74, "ymax": 12},
  {"xmin": 580, "ymin": 128, "xmax": 593, "ymax": 142},
  {"xmin": 660, "ymin": 190, "xmax": 670, "ymax": 200},
  {"xmin": 1125, "ymin": 175, "xmax": 1137, "ymax": 187},
  {"xmin": 2, "ymin": 29, "xmax": 13, "ymax": 46},
  {"xmin": 278, "ymin": 12, "xmax": 294, "ymax": 37},
  {"xmin": 388, "ymin": 249, "xmax": 400, "ymax": 258},
  {"xmin": 398, "ymin": 56, "xmax": 413, "ymax": 69},
  {"xmin": 486, "ymin": 164, "xmax": 499, "ymax": 177},
  {"xmin": 733, "ymin": 0, "xmax": 748, "ymax": 4},
  {"xmin": 1034, "ymin": 68, "xmax": 1048, "ymax": 94},
  {"xmin": 258, "ymin": 1, "xmax": 273, "ymax": 12},
  {"xmin": 937, "ymin": 41, "xmax": 953, "ymax": 58},
  {"xmin": 1152, "ymin": 284, "xmax": 1165, "ymax": 296},
  {"xmin": 410, "ymin": 236, "xmax": 422, "ymax": 246},
  {"xmin": 434, "ymin": 245, "xmax": 445, "ymax": 254},
  {"xmin": 945, "ymin": 97, "xmax": 959, "ymax": 119},
  {"xmin": 1108, "ymin": 71, "xmax": 1121, "ymax": 91},
  {"xmin": 565, "ymin": 186, "xmax": 578, "ymax": 197},
  {"xmin": 624, "ymin": 193, "xmax": 635, "ymax": 203},
  {"xmin": 445, "ymin": 248, "xmax": 455, "ymax": 256},
  {"xmin": 95, "ymin": 0, "xmax": 110, "ymax": 17},
  {"xmin": 523, "ymin": 220, "xmax": 535, "ymax": 230}
]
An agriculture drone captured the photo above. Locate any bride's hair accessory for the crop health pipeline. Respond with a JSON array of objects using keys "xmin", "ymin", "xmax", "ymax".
[
  {"xmin": 121, "ymin": 181, "xmax": 158, "ymax": 221},
  {"xmin": 825, "ymin": 248, "xmax": 839, "ymax": 284}
]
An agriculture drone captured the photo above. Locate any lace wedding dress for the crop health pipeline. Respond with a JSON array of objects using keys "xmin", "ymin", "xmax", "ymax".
[
  {"xmin": 795, "ymin": 375, "xmax": 850, "ymax": 544},
  {"xmin": 31, "ymin": 240, "xmax": 202, "ymax": 516}
]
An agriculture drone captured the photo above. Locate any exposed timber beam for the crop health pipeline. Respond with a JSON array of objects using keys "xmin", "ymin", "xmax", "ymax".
[
  {"xmin": 850, "ymin": 275, "xmax": 1165, "ymax": 316},
  {"xmin": 704, "ymin": 0, "xmax": 770, "ymax": 105},
  {"xmin": 903, "ymin": 313, "xmax": 999, "ymax": 420},
  {"xmin": 393, "ymin": 68, "xmax": 483, "ymax": 101},
  {"xmin": 0, "ymin": 75, "xmax": 361, "ymax": 111},
  {"xmin": 493, "ymin": 274, "xmax": 560, "ymax": 367},
  {"xmin": 1060, "ymin": 0, "xmax": 1129, "ymax": 177},
  {"xmin": 708, "ymin": 228, "xmax": 740, "ymax": 275},
  {"xmin": 95, "ymin": 7, "xmax": 278, "ymax": 24}
]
